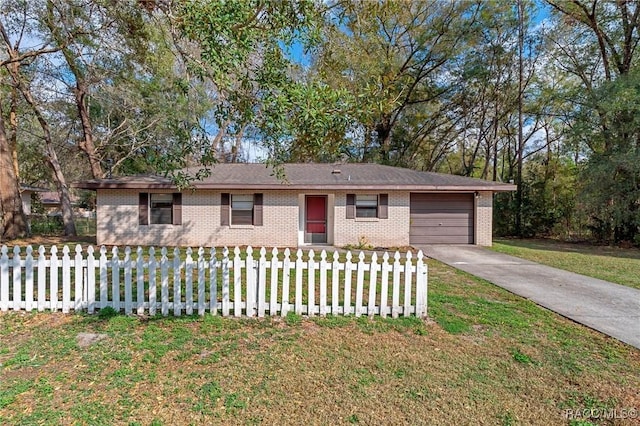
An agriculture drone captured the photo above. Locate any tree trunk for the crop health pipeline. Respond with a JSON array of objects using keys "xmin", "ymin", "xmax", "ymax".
[
  {"xmin": 9, "ymin": 84, "xmax": 20, "ymax": 179},
  {"xmin": 0, "ymin": 109, "xmax": 28, "ymax": 241},
  {"xmin": 75, "ymin": 84, "xmax": 104, "ymax": 178},
  {"xmin": 7, "ymin": 67, "xmax": 76, "ymax": 236}
]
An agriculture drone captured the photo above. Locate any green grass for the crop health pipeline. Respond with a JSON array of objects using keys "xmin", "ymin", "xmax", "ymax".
[
  {"xmin": 1, "ymin": 258, "xmax": 638, "ymax": 425},
  {"xmin": 492, "ymin": 238, "xmax": 640, "ymax": 290}
]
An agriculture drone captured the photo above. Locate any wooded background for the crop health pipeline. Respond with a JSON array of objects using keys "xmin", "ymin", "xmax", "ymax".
[{"xmin": 1, "ymin": 0, "xmax": 638, "ymax": 245}]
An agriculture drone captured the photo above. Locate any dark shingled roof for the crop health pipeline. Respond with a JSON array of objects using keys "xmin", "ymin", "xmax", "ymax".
[{"xmin": 73, "ymin": 163, "xmax": 516, "ymax": 192}]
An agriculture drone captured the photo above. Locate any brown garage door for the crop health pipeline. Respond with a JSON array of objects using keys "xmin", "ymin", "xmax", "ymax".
[{"xmin": 410, "ymin": 193, "xmax": 474, "ymax": 244}]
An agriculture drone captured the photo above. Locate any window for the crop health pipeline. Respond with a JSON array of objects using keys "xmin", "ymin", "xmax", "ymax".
[
  {"xmin": 355, "ymin": 195, "xmax": 378, "ymax": 218},
  {"xmin": 232, "ymin": 194, "xmax": 254, "ymax": 225},
  {"xmin": 150, "ymin": 193, "xmax": 173, "ymax": 224},
  {"xmin": 346, "ymin": 194, "xmax": 388, "ymax": 219},
  {"xmin": 138, "ymin": 193, "xmax": 182, "ymax": 225},
  {"xmin": 220, "ymin": 193, "xmax": 263, "ymax": 226}
]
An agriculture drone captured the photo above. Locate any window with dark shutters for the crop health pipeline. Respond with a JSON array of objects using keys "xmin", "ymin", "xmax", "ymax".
[{"xmin": 346, "ymin": 193, "xmax": 389, "ymax": 219}]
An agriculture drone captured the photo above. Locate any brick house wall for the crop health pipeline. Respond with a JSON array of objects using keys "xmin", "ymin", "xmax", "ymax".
[
  {"xmin": 96, "ymin": 189, "xmax": 493, "ymax": 248},
  {"xmin": 96, "ymin": 189, "xmax": 299, "ymax": 247},
  {"xmin": 475, "ymin": 191, "xmax": 493, "ymax": 246},
  {"xmin": 331, "ymin": 191, "xmax": 410, "ymax": 248}
]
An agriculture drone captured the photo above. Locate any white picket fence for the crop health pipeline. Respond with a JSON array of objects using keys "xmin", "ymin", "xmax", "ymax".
[{"xmin": 0, "ymin": 245, "xmax": 427, "ymax": 318}]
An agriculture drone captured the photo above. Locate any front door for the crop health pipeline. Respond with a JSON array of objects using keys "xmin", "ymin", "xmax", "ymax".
[{"xmin": 305, "ymin": 196, "xmax": 327, "ymax": 244}]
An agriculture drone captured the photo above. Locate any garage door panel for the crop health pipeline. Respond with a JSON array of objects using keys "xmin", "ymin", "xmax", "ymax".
[
  {"xmin": 410, "ymin": 218, "xmax": 473, "ymax": 227},
  {"xmin": 410, "ymin": 212, "xmax": 473, "ymax": 220},
  {"xmin": 412, "ymin": 226, "xmax": 473, "ymax": 237},
  {"xmin": 410, "ymin": 193, "xmax": 474, "ymax": 245},
  {"xmin": 411, "ymin": 203, "xmax": 473, "ymax": 213},
  {"xmin": 411, "ymin": 234, "xmax": 472, "ymax": 244}
]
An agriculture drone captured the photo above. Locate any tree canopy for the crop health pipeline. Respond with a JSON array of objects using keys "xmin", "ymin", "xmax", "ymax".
[{"xmin": 0, "ymin": 0, "xmax": 639, "ymax": 245}]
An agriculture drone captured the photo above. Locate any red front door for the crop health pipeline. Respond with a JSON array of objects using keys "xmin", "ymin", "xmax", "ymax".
[{"xmin": 305, "ymin": 196, "xmax": 327, "ymax": 243}]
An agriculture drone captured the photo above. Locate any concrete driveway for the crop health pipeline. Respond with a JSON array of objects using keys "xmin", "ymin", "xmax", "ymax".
[{"xmin": 421, "ymin": 245, "xmax": 640, "ymax": 350}]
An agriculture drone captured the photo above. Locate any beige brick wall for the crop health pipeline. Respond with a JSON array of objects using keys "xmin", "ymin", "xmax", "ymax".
[
  {"xmin": 475, "ymin": 191, "xmax": 493, "ymax": 246},
  {"xmin": 96, "ymin": 189, "xmax": 491, "ymax": 248},
  {"xmin": 332, "ymin": 191, "xmax": 410, "ymax": 248},
  {"xmin": 96, "ymin": 189, "xmax": 299, "ymax": 247}
]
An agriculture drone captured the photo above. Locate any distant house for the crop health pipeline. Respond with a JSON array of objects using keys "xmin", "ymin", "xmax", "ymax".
[{"xmin": 73, "ymin": 163, "xmax": 516, "ymax": 248}]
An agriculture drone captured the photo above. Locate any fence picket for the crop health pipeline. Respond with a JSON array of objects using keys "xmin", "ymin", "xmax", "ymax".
[
  {"xmin": 197, "ymin": 247, "xmax": 206, "ymax": 316},
  {"xmin": 355, "ymin": 252, "xmax": 365, "ymax": 317},
  {"xmin": 25, "ymin": 246, "xmax": 34, "ymax": 312},
  {"xmin": 343, "ymin": 252, "xmax": 353, "ymax": 316},
  {"xmin": 185, "ymin": 247, "xmax": 194, "ymax": 316},
  {"xmin": 391, "ymin": 252, "xmax": 401, "ymax": 319},
  {"xmin": 319, "ymin": 250, "xmax": 327, "ymax": 316},
  {"xmin": 161, "ymin": 248, "xmax": 169, "ymax": 316},
  {"xmin": 74, "ymin": 245, "xmax": 83, "ymax": 312},
  {"xmin": 404, "ymin": 251, "xmax": 413, "ymax": 317},
  {"xmin": 415, "ymin": 251, "xmax": 427, "ymax": 318},
  {"xmin": 136, "ymin": 247, "xmax": 145, "ymax": 315},
  {"xmin": 0, "ymin": 246, "xmax": 8, "ymax": 312},
  {"xmin": 222, "ymin": 247, "xmax": 230, "ymax": 317},
  {"xmin": 62, "ymin": 246, "xmax": 72, "ymax": 313},
  {"xmin": 0, "ymin": 244, "xmax": 425, "ymax": 320},
  {"xmin": 233, "ymin": 247, "xmax": 242, "ymax": 317},
  {"xmin": 294, "ymin": 249, "xmax": 303, "ymax": 315},
  {"xmin": 331, "ymin": 252, "xmax": 340, "ymax": 315},
  {"xmin": 307, "ymin": 250, "xmax": 316, "ymax": 316},
  {"xmin": 380, "ymin": 253, "xmax": 390, "ymax": 318},
  {"xmin": 368, "ymin": 253, "xmax": 378, "ymax": 317},
  {"xmin": 269, "ymin": 248, "xmax": 279, "ymax": 315},
  {"xmin": 173, "ymin": 248, "xmax": 181, "ymax": 316},
  {"xmin": 124, "ymin": 247, "xmax": 132, "ymax": 315},
  {"xmin": 37, "ymin": 246, "xmax": 46, "ymax": 312},
  {"xmin": 258, "ymin": 247, "xmax": 267, "ymax": 318},
  {"xmin": 245, "ymin": 247, "xmax": 255, "ymax": 317},
  {"xmin": 111, "ymin": 247, "xmax": 120, "ymax": 312},
  {"xmin": 87, "ymin": 246, "xmax": 96, "ymax": 314},
  {"xmin": 13, "ymin": 247, "xmax": 22, "ymax": 311},
  {"xmin": 281, "ymin": 248, "xmax": 291, "ymax": 317},
  {"xmin": 99, "ymin": 246, "xmax": 108, "ymax": 309},
  {"xmin": 149, "ymin": 247, "xmax": 157, "ymax": 316},
  {"xmin": 209, "ymin": 248, "xmax": 218, "ymax": 315}
]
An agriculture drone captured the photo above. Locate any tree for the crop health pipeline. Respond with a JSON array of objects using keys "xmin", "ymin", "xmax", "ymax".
[
  {"xmin": 547, "ymin": 0, "xmax": 640, "ymax": 243},
  {"xmin": 0, "ymin": 104, "xmax": 27, "ymax": 240},
  {"xmin": 312, "ymin": 0, "xmax": 483, "ymax": 165},
  {"xmin": 0, "ymin": 2, "xmax": 76, "ymax": 235}
]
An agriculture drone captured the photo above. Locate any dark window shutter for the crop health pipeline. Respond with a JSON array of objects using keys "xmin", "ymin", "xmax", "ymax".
[
  {"xmin": 221, "ymin": 193, "xmax": 230, "ymax": 226},
  {"xmin": 346, "ymin": 194, "xmax": 355, "ymax": 219},
  {"xmin": 253, "ymin": 193, "xmax": 263, "ymax": 226},
  {"xmin": 378, "ymin": 194, "xmax": 388, "ymax": 219},
  {"xmin": 172, "ymin": 193, "xmax": 182, "ymax": 225},
  {"xmin": 138, "ymin": 193, "xmax": 149, "ymax": 225}
]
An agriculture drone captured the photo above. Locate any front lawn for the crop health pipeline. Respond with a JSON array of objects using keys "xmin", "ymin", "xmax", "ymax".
[
  {"xmin": 492, "ymin": 238, "xmax": 640, "ymax": 290},
  {"xmin": 1, "ymin": 259, "xmax": 638, "ymax": 425}
]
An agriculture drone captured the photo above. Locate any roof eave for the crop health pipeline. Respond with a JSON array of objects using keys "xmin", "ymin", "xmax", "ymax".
[{"xmin": 73, "ymin": 182, "xmax": 517, "ymax": 192}]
